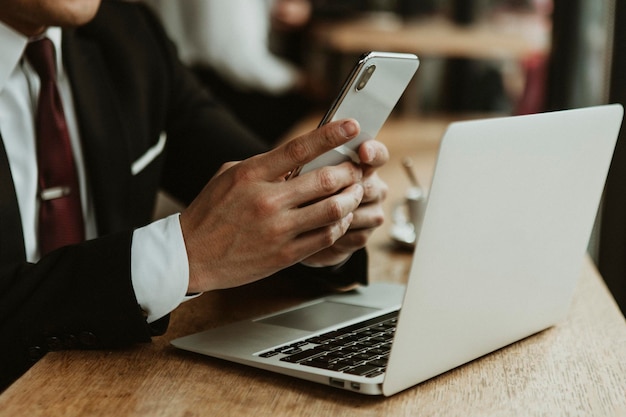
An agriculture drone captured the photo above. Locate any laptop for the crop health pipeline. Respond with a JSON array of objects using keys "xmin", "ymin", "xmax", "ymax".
[{"xmin": 172, "ymin": 105, "xmax": 624, "ymax": 396}]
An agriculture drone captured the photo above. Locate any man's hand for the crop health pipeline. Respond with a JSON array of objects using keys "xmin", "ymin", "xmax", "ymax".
[
  {"xmin": 181, "ymin": 119, "xmax": 374, "ymax": 293},
  {"xmin": 301, "ymin": 139, "xmax": 389, "ymax": 267}
]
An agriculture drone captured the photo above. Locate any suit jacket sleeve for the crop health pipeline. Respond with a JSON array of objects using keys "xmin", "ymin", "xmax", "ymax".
[{"xmin": 0, "ymin": 231, "xmax": 149, "ymax": 389}]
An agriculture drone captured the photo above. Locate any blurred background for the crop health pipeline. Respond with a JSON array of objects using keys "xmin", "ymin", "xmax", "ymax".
[{"xmin": 143, "ymin": 0, "xmax": 625, "ymax": 316}]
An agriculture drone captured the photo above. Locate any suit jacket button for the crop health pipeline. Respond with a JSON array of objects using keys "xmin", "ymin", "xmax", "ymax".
[
  {"xmin": 65, "ymin": 334, "xmax": 79, "ymax": 349},
  {"xmin": 46, "ymin": 337, "xmax": 64, "ymax": 351},
  {"xmin": 27, "ymin": 346, "xmax": 45, "ymax": 362},
  {"xmin": 79, "ymin": 331, "xmax": 98, "ymax": 347}
]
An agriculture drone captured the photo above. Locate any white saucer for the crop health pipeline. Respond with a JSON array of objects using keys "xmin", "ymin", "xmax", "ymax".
[{"xmin": 389, "ymin": 216, "xmax": 416, "ymax": 249}]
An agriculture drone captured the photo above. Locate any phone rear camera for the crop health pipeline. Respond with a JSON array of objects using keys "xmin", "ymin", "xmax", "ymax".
[{"xmin": 356, "ymin": 65, "xmax": 376, "ymax": 91}]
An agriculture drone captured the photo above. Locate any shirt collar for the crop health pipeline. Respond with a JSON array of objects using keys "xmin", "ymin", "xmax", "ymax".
[
  {"xmin": 0, "ymin": 21, "xmax": 27, "ymax": 95},
  {"xmin": 0, "ymin": 23, "xmax": 63, "ymax": 94}
]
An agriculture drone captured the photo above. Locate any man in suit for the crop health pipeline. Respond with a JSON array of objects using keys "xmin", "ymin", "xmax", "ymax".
[{"xmin": 0, "ymin": 0, "xmax": 389, "ymax": 389}]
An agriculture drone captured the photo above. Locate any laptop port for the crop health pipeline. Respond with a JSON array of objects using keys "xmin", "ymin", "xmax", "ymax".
[
  {"xmin": 350, "ymin": 382, "xmax": 361, "ymax": 391},
  {"xmin": 329, "ymin": 378, "xmax": 344, "ymax": 388}
]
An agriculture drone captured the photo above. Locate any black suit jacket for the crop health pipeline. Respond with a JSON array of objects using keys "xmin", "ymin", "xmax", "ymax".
[{"xmin": 0, "ymin": 1, "xmax": 367, "ymax": 390}]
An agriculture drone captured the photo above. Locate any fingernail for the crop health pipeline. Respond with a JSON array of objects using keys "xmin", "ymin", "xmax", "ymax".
[
  {"xmin": 341, "ymin": 120, "xmax": 359, "ymax": 138},
  {"xmin": 362, "ymin": 143, "xmax": 374, "ymax": 162}
]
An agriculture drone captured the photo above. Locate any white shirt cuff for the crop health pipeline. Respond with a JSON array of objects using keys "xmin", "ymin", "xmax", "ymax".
[{"xmin": 131, "ymin": 213, "xmax": 193, "ymax": 323}]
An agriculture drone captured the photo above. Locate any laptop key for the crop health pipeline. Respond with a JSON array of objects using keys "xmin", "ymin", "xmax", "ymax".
[
  {"xmin": 357, "ymin": 329, "xmax": 380, "ymax": 337},
  {"xmin": 319, "ymin": 343, "xmax": 344, "ymax": 351},
  {"xmin": 340, "ymin": 345, "xmax": 363, "ymax": 354},
  {"xmin": 337, "ymin": 357, "xmax": 365, "ymax": 367},
  {"xmin": 345, "ymin": 364, "xmax": 380, "ymax": 376},
  {"xmin": 370, "ymin": 336, "xmax": 389, "ymax": 344},
  {"xmin": 355, "ymin": 340, "xmax": 379, "ymax": 349},
  {"xmin": 280, "ymin": 347, "xmax": 302, "ymax": 355},
  {"xmin": 367, "ymin": 347, "xmax": 387, "ymax": 356},
  {"xmin": 352, "ymin": 352, "xmax": 377, "ymax": 362},
  {"xmin": 304, "ymin": 359, "xmax": 351, "ymax": 372},
  {"xmin": 280, "ymin": 348, "xmax": 326, "ymax": 363},
  {"xmin": 336, "ymin": 334, "xmax": 361, "ymax": 343},
  {"xmin": 367, "ymin": 358, "xmax": 388, "ymax": 368}
]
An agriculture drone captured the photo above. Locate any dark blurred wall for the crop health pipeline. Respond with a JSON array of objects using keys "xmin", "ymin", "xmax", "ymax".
[{"xmin": 599, "ymin": 0, "xmax": 626, "ymax": 317}]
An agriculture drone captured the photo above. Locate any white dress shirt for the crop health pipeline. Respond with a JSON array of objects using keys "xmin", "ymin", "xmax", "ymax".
[{"xmin": 0, "ymin": 22, "xmax": 190, "ymax": 323}]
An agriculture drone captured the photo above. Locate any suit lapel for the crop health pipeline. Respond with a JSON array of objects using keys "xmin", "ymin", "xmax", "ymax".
[
  {"xmin": 0, "ymin": 136, "xmax": 26, "ymax": 263},
  {"xmin": 62, "ymin": 28, "xmax": 132, "ymax": 235}
]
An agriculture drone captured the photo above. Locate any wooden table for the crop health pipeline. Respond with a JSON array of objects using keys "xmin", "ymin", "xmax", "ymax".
[
  {"xmin": 1, "ymin": 115, "xmax": 625, "ymax": 417},
  {"xmin": 310, "ymin": 14, "xmax": 549, "ymax": 61}
]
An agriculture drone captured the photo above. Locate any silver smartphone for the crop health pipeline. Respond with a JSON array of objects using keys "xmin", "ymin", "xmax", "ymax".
[{"xmin": 289, "ymin": 51, "xmax": 419, "ymax": 177}]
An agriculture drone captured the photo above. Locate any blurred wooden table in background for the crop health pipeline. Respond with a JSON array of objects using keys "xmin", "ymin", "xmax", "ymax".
[{"xmin": 310, "ymin": 14, "xmax": 549, "ymax": 61}]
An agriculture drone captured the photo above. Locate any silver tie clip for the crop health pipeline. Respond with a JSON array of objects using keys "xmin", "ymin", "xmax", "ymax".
[{"xmin": 40, "ymin": 186, "xmax": 71, "ymax": 201}]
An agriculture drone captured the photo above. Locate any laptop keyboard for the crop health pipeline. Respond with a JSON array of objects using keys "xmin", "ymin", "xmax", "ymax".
[{"xmin": 258, "ymin": 311, "xmax": 398, "ymax": 378}]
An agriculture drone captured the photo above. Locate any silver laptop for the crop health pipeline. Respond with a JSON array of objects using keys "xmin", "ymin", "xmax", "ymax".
[{"xmin": 172, "ymin": 105, "xmax": 623, "ymax": 396}]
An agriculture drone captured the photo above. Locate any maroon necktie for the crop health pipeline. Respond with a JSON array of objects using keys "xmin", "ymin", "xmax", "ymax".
[{"xmin": 26, "ymin": 38, "xmax": 85, "ymax": 255}]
